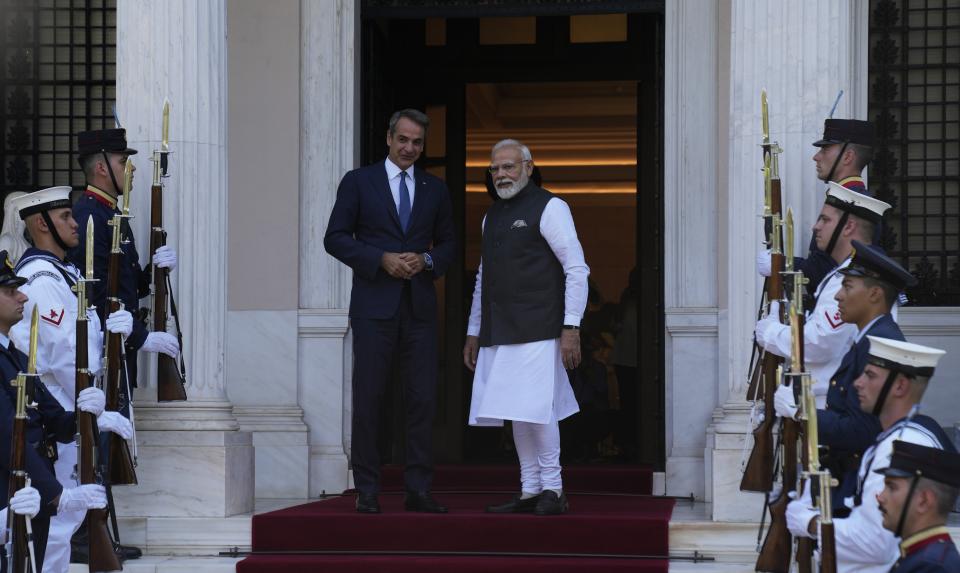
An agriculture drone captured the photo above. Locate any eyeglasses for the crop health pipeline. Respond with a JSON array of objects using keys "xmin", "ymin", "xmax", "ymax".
[{"xmin": 487, "ymin": 160, "xmax": 529, "ymax": 175}]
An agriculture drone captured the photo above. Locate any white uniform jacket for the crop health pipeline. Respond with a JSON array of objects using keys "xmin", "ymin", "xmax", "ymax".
[
  {"xmin": 833, "ymin": 418, "xmax": 949, "ymax": 572},
  {"xmin": 757, "ymin": 257, "xmax": 857, "ymax": 400},
  {"xmin": 11, "ymin": 250, "xmax": 104, "ymax": 412}
]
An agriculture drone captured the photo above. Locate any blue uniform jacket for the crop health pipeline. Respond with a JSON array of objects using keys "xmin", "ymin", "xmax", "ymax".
[
  {"xmin": 67, "ymin": 188, "xmax": 150, "ymax": 351},
  {"xmin": 819, "ymin": 313, "xmax": 903, "ymax": 506},
  {"xmin": 324, "ymin": 161, "xmax": 456, "ymax": 320},
  {"xmin": 892, "ymin": 536, "xmax": 960, "ymax": 573}
]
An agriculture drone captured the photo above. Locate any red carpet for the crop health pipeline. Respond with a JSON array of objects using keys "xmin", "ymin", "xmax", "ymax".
[{"xmin": 238, "ymin": 465, "xmax": 672, "ymax": 573}]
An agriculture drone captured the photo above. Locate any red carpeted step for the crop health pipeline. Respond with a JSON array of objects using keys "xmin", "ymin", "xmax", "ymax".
[
  {"xmin": 377, "ymin": 464, "xmax": 653, "ymax": 495},
  {"xmin": 251, "ymin": 493, "xmax": 673, "ymax": 557},
  {"xmin": 238, "ymin": 554, "xmax": 669, "ymax": 573}
]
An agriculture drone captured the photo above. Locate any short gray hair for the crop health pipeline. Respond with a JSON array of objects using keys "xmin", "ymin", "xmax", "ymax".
[
  {"xmin": 388, "ymin": 109, "xmax": 430, "ymax": 136},
  {"xmin": 492, "ymin": 139, "xmax": 532, "ymax": 162}
]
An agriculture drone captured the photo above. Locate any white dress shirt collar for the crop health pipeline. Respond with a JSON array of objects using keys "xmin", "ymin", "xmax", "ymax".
[{"xmin": 385, "ymin": 157, "xmax": 414, "ymax": 182}]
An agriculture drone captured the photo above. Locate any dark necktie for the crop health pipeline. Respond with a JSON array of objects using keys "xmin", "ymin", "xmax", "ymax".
[{"xmin": 398, "ymin": 171, "xmax": 411, "ymax": 232}]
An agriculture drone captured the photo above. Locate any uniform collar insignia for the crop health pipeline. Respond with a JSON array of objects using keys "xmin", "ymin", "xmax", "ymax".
[
  {"xmin": 899, "ymin": 526, "xmax": 951, "ymax": 557},
  {"xmin": 85, "ymin": 185, "xmax": 117, "ymax": 209}
]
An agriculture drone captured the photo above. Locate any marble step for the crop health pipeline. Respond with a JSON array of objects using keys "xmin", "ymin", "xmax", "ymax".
[{"xmin": 68, "ymin": 557, "xmax": 241, "ymax": 573}]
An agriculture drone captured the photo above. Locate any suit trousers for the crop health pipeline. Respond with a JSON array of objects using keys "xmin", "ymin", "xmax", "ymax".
[{"xmin": 350, "ymin": 283, "xmax": 438, "ymax": 494}]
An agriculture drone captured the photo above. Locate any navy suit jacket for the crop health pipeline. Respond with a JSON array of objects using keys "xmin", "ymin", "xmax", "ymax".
[{"xmin": 324, "ymin": 161, "xmax": 456, "ymax": 321}]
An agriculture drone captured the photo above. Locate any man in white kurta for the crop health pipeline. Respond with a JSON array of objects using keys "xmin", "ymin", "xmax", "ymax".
[
  {"xmin": 755, "ymin": 182, "xmax": 892, "ymax": 407},
  {"xmin": 10, "ymin": 187, "xmax": 133, "ymax": 572},
  {"xmin": 463, "ymin": 139, "xmax": 588, "ymax": 516},
  {"xmin": 786, "ymin": 337, "xmax": 952, "ymax": 573}
]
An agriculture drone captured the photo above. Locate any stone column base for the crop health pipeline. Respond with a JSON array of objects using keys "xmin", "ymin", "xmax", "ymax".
[
  {"xmin": 235, "ymin": 406, "xmax": 309, "ymax": 499},
  {"xmin": 706, "ymin": 401, "xmax": 767, "ymax": 522}
]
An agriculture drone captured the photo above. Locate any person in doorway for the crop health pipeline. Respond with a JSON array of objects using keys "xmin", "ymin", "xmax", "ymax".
[
  {"xmin": 324, "ymin": 109, "xmax": 456, "ymax": 514},
  {"xmin": 875, "ymin": 441, "xmax": 960, "ymax": 573},
  {"xmin": 758, "ymin": 119, "xmax": 878, "ymax": 297},
  {"xmin": 786, "ymin": 337, "xmax": 956, "ymax": 572},
  {"xmin": 463, "ymin": 138, "xmax": 589, "ymax": 515}
]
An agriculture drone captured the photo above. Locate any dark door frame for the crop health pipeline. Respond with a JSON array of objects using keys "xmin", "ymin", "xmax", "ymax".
[{"xmin": 360, "ymin": 10, "xmax": 666, "ymax": 470}]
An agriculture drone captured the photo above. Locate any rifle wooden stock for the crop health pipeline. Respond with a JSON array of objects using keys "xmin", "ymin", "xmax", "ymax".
[
  {"xmin": 6, "ymin": 396, "xmax": 29, "ymax": 573},
  {"xmin": 795, "ymin": 538, "xmax": 813, "ymax": 572},
  {"xmin": 755, "ymin": 492, "xmax": 792, "ymax": 573},
  {"xmin": 76, "ymin": 302, "xmax": 122, "ymax": 572},
  {"xmin": 150, "ymin": 183, "xmax": 186, "ymax": 402},
  {"xmin": 819, "ymin": 522, "xmax": 837, "ymax": 573},
  {"xmin": 105, "ymin": 248, "xmax": 137, "ymax": 486}
]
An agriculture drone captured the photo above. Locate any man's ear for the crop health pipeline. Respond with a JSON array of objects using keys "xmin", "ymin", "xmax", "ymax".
[{"xmin": 842, "ymin": 146, "xmax": 857, "ymax": 167}]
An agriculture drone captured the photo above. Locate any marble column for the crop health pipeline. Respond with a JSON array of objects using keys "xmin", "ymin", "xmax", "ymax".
[
  {"xmin": 663, "ymin": 0, "xmax": 721, "ymax": 500},
  {"xmin": 299, "ymin": 0, "xmax": 359, "ymax": 496},
  {"xmin": 709, "ymin": 0, "xmax": 869, "ymax": 521},
  {"xmin": 112, "ymin": 0, "xmax": 254, "ymax": 517}
]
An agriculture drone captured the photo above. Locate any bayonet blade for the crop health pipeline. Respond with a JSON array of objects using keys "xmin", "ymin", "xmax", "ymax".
[
  {"xmin": 85, "ymin": 216, "xmax": 95, "ymax": 280},
  {"xmin": 761, "ymin": 89, "xmax": 770, "ymax": 145},
  {"xmin": 162, "ymin": 99, "xmax": 170, "ymax": 152},
  {"xmin": 28, "ymin": 306, "xmax": 39, "ymax": 374},
  {"xmin": 785, "ymin": 208, "xmax": 794, "ymax": 271}
]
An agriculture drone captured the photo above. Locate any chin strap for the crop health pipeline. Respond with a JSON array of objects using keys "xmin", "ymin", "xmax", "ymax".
[
  {"xmin": 872, "ymin": 368, "xmax": 900, "ymax": 417},
  {"xmin": 102, "ymin": 151, "xmax": 124, "ymax": 199},
  {"xmin": 40, "ymin": 210, "xmax": 70, "ymax": 253},
  {"xmin": 895, "ymin": 474, "xmax": 922, "ymax": 538},
  {"xmin": 825, "ymin": 141, "xmax": 850, "ymax": 183},
  {"xmin": 824, "ymin": 211, "xmax": 851, "ymax": 260}
]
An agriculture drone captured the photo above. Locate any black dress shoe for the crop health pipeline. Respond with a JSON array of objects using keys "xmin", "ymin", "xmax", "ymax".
[
  {"xmin": 115, "ymin": 543, "xmax": 142, "ymax": 560},
  {"xmin": 356, "ymin": 493, "xmax": 381, "ymax": 514},
  {"xmin": 485, "ymin": 494, "xmax": 541, "ymax": 513},
  {"xmin": 404, "ymin": 491, "xmax": 448, "ymax": 513},
  {"xmin": 533, "ymin": 490, "xmax": 569, "ymax": 515}
]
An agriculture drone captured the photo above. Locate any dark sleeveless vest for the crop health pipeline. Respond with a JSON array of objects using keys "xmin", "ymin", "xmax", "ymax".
[{"xmin": 478, "ymin": 184, "xmax": 565, "ymax": 347}]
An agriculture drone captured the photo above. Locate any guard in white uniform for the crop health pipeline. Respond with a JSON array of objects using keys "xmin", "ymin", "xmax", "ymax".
[
  {"xmin": 786, "ymin": 337, "xmax": 953, "ymax": 573},
  {"xmin": 9, "ymin": 186, "xmax": 134, "ymax": 573},
  {"xmin": 755, "ymin": 182, "xmax": 892, "ymax": 405},
  {"xmin": 463, "ymin": 139, "xmax": 588, "ymax": 516}
]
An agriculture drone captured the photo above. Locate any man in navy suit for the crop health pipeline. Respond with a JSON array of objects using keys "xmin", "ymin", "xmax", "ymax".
[{"xmin": 324, "ymin": 109, "xmax": 455, "ymax": 514}]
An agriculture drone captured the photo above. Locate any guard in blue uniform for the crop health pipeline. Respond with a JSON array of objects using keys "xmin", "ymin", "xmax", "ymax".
[
  {"xmin": 822, "ymin": 241, "xmax": 914, "ymax": 510},
  {"xmin": 758, "ymin": 119, "xmax": 879, "ymax": 299},
  {"xmin": 877, "ymin": 442, "xmax": 960, "ymax": 573},
  {"xmin": 0, "ymin": 252, "xmax": 108, "ymax": 571},
  {"xmin": 66, "ymin": 129, "xmax": 179, "ymax": 390}
]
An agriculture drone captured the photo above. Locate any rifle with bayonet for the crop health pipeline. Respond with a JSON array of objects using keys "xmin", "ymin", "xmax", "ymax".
[
  {"xmin": 799, "ymin": 359, "xmax": 838, "ymax": 573},
  {"xmin": 74, "ymin": 217, "xmax": 122, "ymax": 572},
  {"xmin": 5, "ymin": 307, "xmax": 40, "ymax": 573},
  {"xmin": 150, "ymin": 100, "xmax": 187, "ymax": 402},
  {"xmin": 104, "ymin": 162, "xmax": 138, "ymax": 485},
  {"xmin": 755, "ymin": 216, "xmax": 806, "ymax": 573}
]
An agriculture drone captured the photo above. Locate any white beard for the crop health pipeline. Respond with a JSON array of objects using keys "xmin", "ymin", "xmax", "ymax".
[{"xmin": 495, "ymin": 170, "xmax": 529, "ymax": 200}]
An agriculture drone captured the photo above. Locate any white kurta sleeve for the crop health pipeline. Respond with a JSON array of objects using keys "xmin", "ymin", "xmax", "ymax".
[
  {"xmin": 540, "ymin": 198, "xmax": 589, "ymax": 326},
  {"xmin": 758, "ymin": 273, "xmax": 856, "ymax": 364}
]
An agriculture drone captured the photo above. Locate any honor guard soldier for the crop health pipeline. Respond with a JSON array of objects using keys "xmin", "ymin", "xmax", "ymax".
[
  {"xmin": 775, "ymin": 241, "xmax": 914, "ymax": 509},
  {"xmin": 876, "ymin": 442, "xmax": 960, "ymax": 573},
  {"xmin": 756, "ymin": 182, "xmax": 891, "ymax": 406},
  {"xmin": 758, "ymin": 119, "xmax": 878, "ymax": 297},
  {"xmin": 9, "ymin": 187, "xmax": 133, "ymax": 571},
  {"xmin": 68, "ymin": 129, "xmax": 179, "ymax": 389},
  {"xmin": 0, "ymin": 252, "xmax": 111, "ymax": 572},
  {"xmin": 787, "ymin": 337, "xmax": 956, "ymax": 573}
]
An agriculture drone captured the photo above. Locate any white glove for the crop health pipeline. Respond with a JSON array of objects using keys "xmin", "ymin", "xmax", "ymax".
[
  {"xmin": 754, "ymin": 301, "xmax": 782, "ymax": 352},
  {"xmin": 58, "ymin": 484, "xmax": 107, "ymax": 512},
  {"xmin": 757, "ymin": 249, "xmax": 772, "ymax": 277},
  {"xmin": 774, "ymin": 384, "xmax": 799, "ymax": 419},
  {"xmin": 143, "ymin": 331, "xmax": 179, "ymax": 358},
  {"xmin": 153, "ymin": 245, "xmax": 177, "ymax": 271},
  {"xmin": 786, "ymin": 487, "xmax": 820, "ymax": 539},
  {"xmin": 105, "ymin": 309, "xmax": 134, "ymax": 337},
  {"xmin": 9, "ymin": 486, "xmax": 41, "ymax": 518},
  {"xmin": 76, "ymin": 386, "xmax": 106, "ymax": 417},
  {"xmin": 97, "ymin": 411, "xmax": 133, "ymax": 440}
]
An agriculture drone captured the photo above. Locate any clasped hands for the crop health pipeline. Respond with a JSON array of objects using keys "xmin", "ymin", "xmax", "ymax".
[{"xmin": 381, "ymin": 252, "xmax": 426, "ymax": 280}]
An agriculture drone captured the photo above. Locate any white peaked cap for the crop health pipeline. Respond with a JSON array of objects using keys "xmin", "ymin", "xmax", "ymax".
[
  {"xmin": 825, "ymin": 181, "xmax": 892, "ymax": 221},
  {"xmin": 13, "ymin": 186, "xmax": 72, "ymax": 220},
  {"xmin": 866, "ymin": 336, "xmax": 946, "ymax": 376}
]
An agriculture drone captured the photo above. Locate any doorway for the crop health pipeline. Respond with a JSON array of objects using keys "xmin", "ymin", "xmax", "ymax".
[{"xmin": 361, "ymin": 5, "xmax": 665, "ymax": 469}]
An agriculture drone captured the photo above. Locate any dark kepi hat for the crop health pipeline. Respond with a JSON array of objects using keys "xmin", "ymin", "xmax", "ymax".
[
  {"xmin": 76, "ymin": 128, "xmax": 138, "ymax": 165},
  {"xmin": 0, "ymin": 251, "xmax": 26, "ymax": 288},
  {"xmin": 874, "ymin": 440, "xmax": 960, "ymax": 487},
  {"xmin": 813, "ymin": 119, "xmax": 877, "ymax": 148},
  {"xmin": 840, "ymin": 240, "xmax": 917, "ymax": 291}
]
